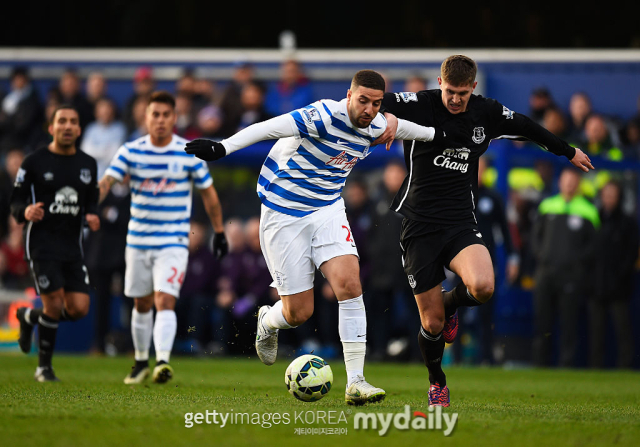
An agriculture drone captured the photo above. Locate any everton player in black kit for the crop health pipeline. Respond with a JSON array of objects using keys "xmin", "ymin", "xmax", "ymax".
[
  {"xmin": 377, "ymin": 55, "xmax": 594, "ymax": 406},
  {"xmin": 11, "ymin": 106, "xmax": 100, "ymax": 382}
]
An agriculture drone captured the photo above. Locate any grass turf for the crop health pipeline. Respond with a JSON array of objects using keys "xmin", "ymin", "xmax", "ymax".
[{"xmin": 1, "ymin": 354, "xmax": 639, "ymax": 446}]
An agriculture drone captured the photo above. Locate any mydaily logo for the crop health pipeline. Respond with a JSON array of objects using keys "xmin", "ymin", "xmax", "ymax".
[{"xmin": 353, "ymin": 405, "xmax": 458, "ymax": 436}]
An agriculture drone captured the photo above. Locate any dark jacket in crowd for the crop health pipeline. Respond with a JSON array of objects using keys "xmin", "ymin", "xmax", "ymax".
[{"xmin": 0, "ymin": 86, "xmax": 43, "ymax": 152}]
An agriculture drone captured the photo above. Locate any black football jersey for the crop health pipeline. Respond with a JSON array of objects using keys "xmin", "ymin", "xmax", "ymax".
[
  {"xmin": 382, "ymin": 89, "xmax": 575, "ymax": 226},
  {"xmin": 10, "ymin": 146, "xmax": 99, "ymax": 261}
]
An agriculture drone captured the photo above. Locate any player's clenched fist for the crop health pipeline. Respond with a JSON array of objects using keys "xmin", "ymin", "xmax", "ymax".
[
  {"xmin": 185, "ymin": 139, "xmax": 227, "ymax": 161},
  {"xmin": 25, "ymin": 202, "xmax": 45, "ymax": 222}
]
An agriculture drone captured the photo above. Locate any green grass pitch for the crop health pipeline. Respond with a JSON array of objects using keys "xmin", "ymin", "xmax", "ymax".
[{"xmin": 1, "ymin": 354, "xmax": 639, "ymax": 446}]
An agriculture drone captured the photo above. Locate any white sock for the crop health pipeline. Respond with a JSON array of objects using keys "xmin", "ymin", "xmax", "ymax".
[
  {"xmin": 264, "ymin": 300, "xmax": 294, "ymax": 332},
  {"xmin": 153, "ymin": 310, "xmax": 177, "ymax": 363},
  {"xmin": 339, "ymin": 295, "xmax": 367, "ymax": 385},
  {"xmin": 131, "ymin": 308, "xmax": 153, "ymax": 361}
]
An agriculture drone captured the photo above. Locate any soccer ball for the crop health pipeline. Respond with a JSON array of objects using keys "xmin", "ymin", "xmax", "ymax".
[{"xmin": 285, "ymin": 354, "xmax": 333, "ymax": 402}]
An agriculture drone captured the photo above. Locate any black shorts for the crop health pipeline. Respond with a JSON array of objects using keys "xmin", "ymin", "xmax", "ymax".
[
  {"xmin": 400, "ymin": 219, "xmax": 487, "ymax": 295},
  {"xmin": 28, "ymin": 259, "xmax": 90, "ymax": 295}
]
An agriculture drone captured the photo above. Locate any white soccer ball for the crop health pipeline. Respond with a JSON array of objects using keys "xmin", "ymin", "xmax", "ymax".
[{"xmin": 285, "ymin": 354, "xmax": 333, "ymax": 402}]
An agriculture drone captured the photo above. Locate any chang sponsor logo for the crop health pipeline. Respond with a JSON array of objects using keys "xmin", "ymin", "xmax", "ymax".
[
  {"xmin": 50, "ymin": 186, "xmax": 80, "ymax": 215},
  {"xmin": 433, "ymin": 148, "xmax": 470, "ymax": 173}
]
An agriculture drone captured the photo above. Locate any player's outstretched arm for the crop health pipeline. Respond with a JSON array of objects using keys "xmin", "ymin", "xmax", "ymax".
[
  {"xmin": 185, "ymin": 114, "xmax": 298, "ymax": 162},
  {"xmin": 569, "ymin": 148, "xmax": 594, "ymax": 172}
]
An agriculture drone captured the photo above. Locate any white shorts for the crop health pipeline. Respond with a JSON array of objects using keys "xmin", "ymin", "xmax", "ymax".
[
  {"xmin": 259, "ymin": 198, "xmax": 359, "ymax": 296},
  {"xmin": 124, "ymin": 246, "xmax": 189, "ymax": 299}
]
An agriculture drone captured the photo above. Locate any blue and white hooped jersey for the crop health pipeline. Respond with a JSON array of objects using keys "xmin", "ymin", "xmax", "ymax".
[
  {"xmin": 258, "ymin": 98, "xmax": 386, "ymax": 217},
  {"xmin": 104, "ymin": 134, "xmax": 212, "ymax": 250}
]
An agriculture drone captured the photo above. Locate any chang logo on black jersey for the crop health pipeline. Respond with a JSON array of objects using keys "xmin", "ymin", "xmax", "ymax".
[
  {"xmin": 434, "ymin": 148, "xmax": 470, "ymax": 173},
  {"xmin": 50, "ymin": 186, "xmax": 80, "ymax": 216}
]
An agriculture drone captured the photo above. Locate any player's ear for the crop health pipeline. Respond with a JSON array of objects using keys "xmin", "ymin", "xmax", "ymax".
[
  {"xmin": 437, "ymin": 77, "xmax": 443, "ymax": 87},
  {"xmin": 472, "ymin": 81, "xmax": 477, "ymax": 91},
  {"xmin": 48, "ymin": 124, "xmax": 54, "ymax": 137},
  {"xmin": 347, "ymin": 89, "xmax": 352, "ymax": 100}
]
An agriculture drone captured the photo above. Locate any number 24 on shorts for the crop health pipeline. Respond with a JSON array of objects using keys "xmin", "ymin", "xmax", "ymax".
[{"xmin": 167, "ymin": 267, "xmax": 184, "ymax": 285}]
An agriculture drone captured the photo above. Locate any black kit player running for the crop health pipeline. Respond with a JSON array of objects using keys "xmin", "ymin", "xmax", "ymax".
[
  {"xmin": 378, "ymin": 62, "xmax": 592, "ymax": 405},
  {"xmin": 11, "ymin": 107, "xmax": 100, "ymax": 382}
]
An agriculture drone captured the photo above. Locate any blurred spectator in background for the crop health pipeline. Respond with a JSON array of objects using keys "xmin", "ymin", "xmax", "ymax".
[
  {"xmin": 0, "ymin": 67, "xmax": 43, "ymax": 153},
  {"xmin": 86, "ymin": 71, "xmax": 108, "ymax": 110},
  {"xmin": 127, "ymin": 95, "xmax": 149, "ymax": 141},
  {"xmin": 175, "ymin": 220, "xmax": 220, "ymax": 354},
  {"xmin": 124, "ymin": 66, "xmax": 155, "ymax": 134},
  {"xmin": 58, "ymin": 68, "xmax": 93, "ymax": 128},
  {"xmin": 532, "ymin": 168, "xmax": 599, "ymax": 367},
  {"xmin": 343, "ymin": 177, "xmax": 372, "ymax": 283},
  {"xmin": 234, "ymin": 81, "xmax": 272, "ymax": 132},
  {"xmin": 82, "ymin": 98, "xmax": 127, "ymax": 178},
  {"xmin": 0, "ymin": 148, "xmax": 25, "ymax": 239},
  {"xmin": 0, "ymin": 217, "xmax": 30, "ymax": 289},
  {"xmin": 366, "ymin": 161, "xmax": 419, "ymax": 361},
  {"xmin": 265, "ymin": 59, "xmax": 313, "ymax": 117},
  {"xmin": 220, "ymin": 62, "xmax": 259, "ymax": 137},
  {"xmin": 240, "ymin": 216, "xmax": 274, "ymax": 313},
  {"xmin": 175, "ymin": 69, "xmax": 196, "ymax": 98},
  {"xmin": 174, "ymin": 93, "xmax": 201, "ymax": 140},
  {"xmin": 192, "ymin": 78, "xmax": 217, "ymax": 114},
  {"xmin": 567, "ymin": 92, "xmax": 592, "ymax": 143},
  {"xmin": 542, "ymin": 107, "xmax": 569, "ymax": 140},
  {"xmin": 590, "ymin": 181, "xmax": 638, "ymax": 368},
  {"xmin": 196, "ymin": 105, "xmax": 224, "ymax": 140},
  {"xmin": 404, "ymin": 74, "xmax": 428, "ymax": 93},
  {"xmin": 577, "ymin": 114, "xmax": 623, "ymax": 161},
  {"xmin": 620, "ymin": 119, "xmax": 640, "ymax": 160},
  {"xmin": 529, "ymin": 87, "xmax": 555, "ymax": 126},
  {"xmin": 85, "ymin": 180, "xmax": 130, "ymax": 354}
]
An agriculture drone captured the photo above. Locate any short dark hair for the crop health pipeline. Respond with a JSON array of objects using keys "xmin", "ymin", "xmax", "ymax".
[
  {"xmin": 49, "ymin": 104, "xmax": 79, "ymax": 124},
  {"xmin": 148, "ymin": 90, "xmax": 175, "ymax": 109},
  {"xmin": 441, "ymin": 55, "xmax": 477, "ymax": 86},
  {"xmin": 351, "ymin": 70, "xmax": 386, "ymax": 92}
]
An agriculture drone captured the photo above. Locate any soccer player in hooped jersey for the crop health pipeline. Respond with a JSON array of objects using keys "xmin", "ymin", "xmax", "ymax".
[
  {"xmin": 378, "ymin": 55, "xmax": 594, "ymax": 406},
  {"xmin": 99, "ymin": 91, "xmax": 227, "ymax": 385},
  {"xmin": 186, "ymin": 70, "xmax": 454, "ymax": 405},
  {"xmin": 12, "ymin": 106, "xmax": 100, "ymax": 382}
]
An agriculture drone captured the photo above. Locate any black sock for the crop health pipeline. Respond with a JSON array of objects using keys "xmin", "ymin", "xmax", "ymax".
[
  {"xmin": 136, "ymin": 359, "xmax": 149, "ymax": 368},
  {"xmin": 37, "ymin": 314, "xmax": 59, "ymax": 368},
  {"xmin": 156, "ymin": 360, "xmax": 167, "ymax": 366},
  {"xmin": 443, "ymin": 282, "xmax": 482, "ymax": 318},
  {"xmin": 418, "ymin": 326, "xmax": 446, "ymax": 386},
  {"xmin": 26, "ymin": 308, "xmax": 42, "ymax": 325}
]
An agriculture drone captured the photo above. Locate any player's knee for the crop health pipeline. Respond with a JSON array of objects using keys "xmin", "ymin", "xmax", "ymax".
[
  {"xmin": 333, "ymin": 276, "xmax": 362, "ymax": 300},
  {"xmin": 65, "ymin": 302, "xmax": 89, "ymax": 320},
  {"xmin": 422, "ymin": 316, "xmax": 444, "ymax": 335},
  {"xmin": 468, "ymin": 280, "xmax": 494, "ymax": 303},
  {"xmin": 285, "ymin": 305, "xmax": 313, "ymax": 327},
  {"xmin": 134, "ymin": 297, "xmax": 153, "ymax": 313}
]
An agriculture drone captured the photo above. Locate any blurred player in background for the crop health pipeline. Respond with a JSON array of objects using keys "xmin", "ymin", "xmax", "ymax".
[
  {"xmin": 186, "ymin": 70, "xmax": 456, "ymax": 405},
  {"xmin": 99, "ymin": 91, "xmax": 227, "ymax": 385},
  {"xmin": 379, "ymin": 54, "xmax": 594, "ymax": 406},
  {"xmin": 12, "ymin": 106, "xmax": 100, "ymax": 382}
]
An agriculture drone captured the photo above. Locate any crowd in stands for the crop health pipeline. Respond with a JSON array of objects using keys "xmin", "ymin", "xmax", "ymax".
[{"xmin": 1, "ymin": 63, "xmax": 639, "ymax": 367}]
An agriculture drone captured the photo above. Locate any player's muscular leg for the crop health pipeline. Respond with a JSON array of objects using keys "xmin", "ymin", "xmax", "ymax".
[
  {"xmin": 154, "ymin": 291, "xmax": 177, "ymax": 311},
  {"xmin": 320, "ymin": 255, "xmax": 362, "ymax": 301},
  {"xmin": 449, "ymin": 244, "xmax": 495, "ymax": 303},
  {"xmin": 135, "ymin": 294, "xmax": 154, "ymax": 313},
  {"xmin": 63, "ymin": 292, "xmax": 90, "ymax": 320},
  {"xmin": 41, "ymin": 288, "xmax": 65, "ymax": 319},
  {"xmin": 414, "ymin": 284, "xmax": 446, "ymax": 334},
  {"xmin": 280, "ymin": 289, "xmax": 314, "ymax": 327}
]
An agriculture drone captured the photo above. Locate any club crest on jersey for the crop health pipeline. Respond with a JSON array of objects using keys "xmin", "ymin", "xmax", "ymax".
[
  {"xmin": 80, "ymin": 168, "xmax": 92, "ymax": 184},
  {"xmin": 395, "ymin": 92, "xmax": 418, "ymax": 103},
  {"xmin": 38, "ymin": 275, "xmax": 50, "ymax": 289},
  {"xmin": 169, "ymin": 161, "xmax": 182, "ymax": 174},
  {"xmin": 44, "ymin": 172, "xmax": 54, "ymax": 181},
  {"xmin": 408, "ymin": 275, "xmax": 417, "ymax": 289},
  {"xmin": 302, "ymin": 107, "xmax": 321, "ymax": 125},
  {"xmin": 502, "ymin": 105, "xmax": 514, "ymax": 119},
  {"xmin": 472, "ymin": 127, "xmax": 485, "ymax": 144}
]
